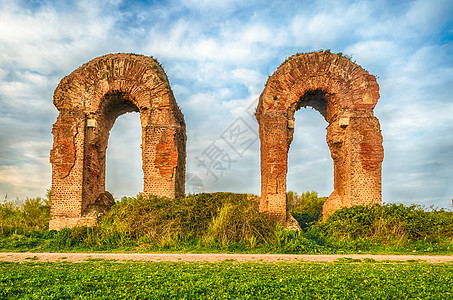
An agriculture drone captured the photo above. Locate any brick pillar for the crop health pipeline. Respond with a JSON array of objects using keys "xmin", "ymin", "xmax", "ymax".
[
  {"xmin": 49, "ymin": 111, "xmax": 95, "ymax": 229},
  {"xmin": 258, "ymin": 111, "xmax": 289, "ymax": 223},
  {"xmin": 323, "ymin": 113, "xmax": 383, "ymax": 215},
  {"xmin": 142, "ymin": 124, "xmax": 185, "ymax": 198},
  {"xmin": 347, "ymin": 115, "xmax": 384, "ymax": 207}
]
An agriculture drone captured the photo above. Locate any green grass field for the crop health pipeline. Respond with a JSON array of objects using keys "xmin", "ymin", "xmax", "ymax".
[{"xmin": 1, "ymin": 260, "xmax": 452, "ymax": 299}]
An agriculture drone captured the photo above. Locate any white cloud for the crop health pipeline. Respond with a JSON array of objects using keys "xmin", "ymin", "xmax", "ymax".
[
  {"xmin": 0, "ymin": 160, "xmax": 51, "ymax": 199},
  {"xmin": 406, "ymin": 0, "xmax": 453, "ymax": 33},
  {"xmin": 287, "ymin": 108, "xmax": 333, "ymax": 197},
  {"xmin": 344, "ymin": 40, "xmax": 402, "ymax": 71},
  {"xmin": 146, "ymin": 23, "xmax": 272, "ymax": 65},
  {"xmin": 231, "ymin": 68, "xmax": 265, "ymax": 94},
  {"xmin": 357, "ymin": 0, "xmax": 453, "ymax": 41},
  {"xmin": 0, "ymin": 0, "xmax": 118, "ymax": 74},
  {"xmin": 381, "ymin": 102, "xmax": 453, "ymax": 139},
  {"xmin": 289, "ymin": 1, "xmax": 371, "ymax": 48},
  {"xmin": 106, "ymin": 112, "xmax": 143, "ymax": 198}
]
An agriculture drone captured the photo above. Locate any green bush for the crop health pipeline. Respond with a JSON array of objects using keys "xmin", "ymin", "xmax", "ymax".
[
  {"xmin": 0, "ymin": 197, "xmax": 50, "ymax": 235},
  {"xmin": 0, "ymin": 191, "xmax": 452, "ymax": 254},
  {"xmin": 86, "ymin": 192, "xmax": 274, "ymax": 250},
  {"xmin": 288, "ymin": 191, "xmax": 327, "ymax": 230},
  {"xmin": 318, "ymin": 203, "xmax": 453, "ymax": 244}
]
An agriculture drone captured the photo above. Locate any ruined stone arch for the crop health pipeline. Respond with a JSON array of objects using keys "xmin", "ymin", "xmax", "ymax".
[
  {"xmin": 49, "ymin": 53, "xmax": 186, "ymax": 230},
  {"xmin": 255, "ymin": 51, "xmax": 384, "ymax": 225}
]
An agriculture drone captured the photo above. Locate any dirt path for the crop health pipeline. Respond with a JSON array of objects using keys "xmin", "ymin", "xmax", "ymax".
[{"xmin": 0, "ymin": 252, "xmax": 452, "ymax": 263}]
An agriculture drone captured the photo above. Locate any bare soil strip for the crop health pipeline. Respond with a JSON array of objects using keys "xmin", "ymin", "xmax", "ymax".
[{"xmin": 0, "ymin": 253, "xmax": 452, "ymax": 263}]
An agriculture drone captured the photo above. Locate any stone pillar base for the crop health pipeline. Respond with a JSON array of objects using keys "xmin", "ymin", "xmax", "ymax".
[
  {"xmin": 49, "ymin": 217, "xmax": 98, "ymax": 230},
  {"xmin": 322, "ymin": 191, "xmax": 344, "ymax": 217},
  {"xmin": 285, "ymin": 211, "xmax": 301, "ymax": 230}
]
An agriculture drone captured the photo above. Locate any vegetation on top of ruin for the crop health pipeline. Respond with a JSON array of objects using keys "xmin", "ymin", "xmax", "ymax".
[
  {"xmin": 282, "ymin": 49, "xmax": 355, "ymax": 66},
  {"xmin": 1, "ymin": 191, "xmax": 452, "ymax": 254}
]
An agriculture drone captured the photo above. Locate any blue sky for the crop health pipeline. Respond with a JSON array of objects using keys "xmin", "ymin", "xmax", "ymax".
[{"xmin": 0, "ymin": 0, "xmax": 452, "ymax": 208}]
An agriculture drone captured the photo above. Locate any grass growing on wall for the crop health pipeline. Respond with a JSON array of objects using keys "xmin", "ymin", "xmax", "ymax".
[{"xmin": 0, "ymin": 192, "xmax": 452, "ymax": 254}]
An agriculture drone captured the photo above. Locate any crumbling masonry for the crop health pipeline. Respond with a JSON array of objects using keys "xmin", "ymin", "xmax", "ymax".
[
  {"xmin": 49, "ymin": 54, "xmax": 186, "ymax": 230},
  {"xmin": 255, "ymin": 52, "xmax": 384, "ymax": 226}
]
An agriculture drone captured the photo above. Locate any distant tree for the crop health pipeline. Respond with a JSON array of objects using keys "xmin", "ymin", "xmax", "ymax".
[{"xmin": 288, "ymin": 191, "xmax": 327, "ymax": 230}]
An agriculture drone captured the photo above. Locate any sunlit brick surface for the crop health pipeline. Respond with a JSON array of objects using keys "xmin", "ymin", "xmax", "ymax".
[{"xmin": 256, "ymin": 52, "xmax": 383, "ymax": 225}]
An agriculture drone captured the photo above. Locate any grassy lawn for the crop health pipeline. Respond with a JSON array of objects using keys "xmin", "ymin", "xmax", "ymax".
[{"xmin": 1, "ymin": 260, "xmax": 452, "ymax": 299}]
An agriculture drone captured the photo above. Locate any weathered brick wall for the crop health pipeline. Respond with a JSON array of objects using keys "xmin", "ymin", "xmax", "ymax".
[
  {"xmin": 49, "ymin": 54, "xmax": 186, "ymax": 230},
  {"xmin": 255, "ymin": 52, "xmax": 384, "ymax": 225}
]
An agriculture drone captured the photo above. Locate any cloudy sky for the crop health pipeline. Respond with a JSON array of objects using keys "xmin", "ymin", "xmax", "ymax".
[{"xmin": 0, "ymin": 0, "xmax": 452, "ymax": 208}]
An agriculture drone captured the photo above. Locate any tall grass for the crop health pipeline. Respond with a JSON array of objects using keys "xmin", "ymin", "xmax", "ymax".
[
  {"xmin": 100, "ymin": 193, "xmax": 274, "ymax": 250},
  {"xmin": 38, "ymin": 193, "xmax": 274, "ymax": 251},
  {"xmin": 0, "ymin": 191, "xmax": 452, "ymax": 254}
]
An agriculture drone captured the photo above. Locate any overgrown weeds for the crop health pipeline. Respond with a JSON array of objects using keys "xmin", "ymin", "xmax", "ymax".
[
  {"xmin": 0, "ymin": 191, "xmax": 452, "ymax": 254},
  {"xmin": 99, "ymin": 193, "xmax": 274, "ymax": 250}
]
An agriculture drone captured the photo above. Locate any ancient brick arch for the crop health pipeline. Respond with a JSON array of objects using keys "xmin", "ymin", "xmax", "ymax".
[
  {"xmin": 256, "ymin": 52, "xmax": 384, "ymax": 225},
  {"xmin": 49, "ymin": 53, "xmax": 186, "ymax": 230}
]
